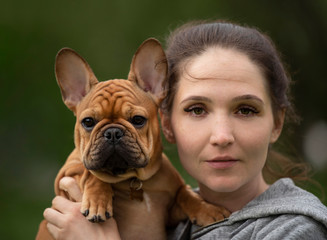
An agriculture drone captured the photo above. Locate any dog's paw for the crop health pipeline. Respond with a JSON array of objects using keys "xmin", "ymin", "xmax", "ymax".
[
  {"xmin": 79, "ymin": 173, "xmax": 114, "ymax": 223},
  {"xmin": 80, "ymin": 192, "xmax": 113, "ymax": 223},
  {"xmin": 81, "ymin": 196, "xmax": 113, "ymax": 223},
  {"xmin": 176, "ymin": 185, "xmax": 230, "ymax": 227},
  {"xmin": 188, "ymin": 201, "xmax": 230, "ymax": 226}
]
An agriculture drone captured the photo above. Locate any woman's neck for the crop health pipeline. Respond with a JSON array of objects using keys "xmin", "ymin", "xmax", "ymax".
[{"xmin": 198, "ymin": 175, "xmax": 269, "ymax": 213}]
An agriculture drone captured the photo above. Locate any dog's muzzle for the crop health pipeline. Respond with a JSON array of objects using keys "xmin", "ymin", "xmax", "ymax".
[{"xmin": 84, "ymin": 126, "xmax": 148, "ymax": 175}]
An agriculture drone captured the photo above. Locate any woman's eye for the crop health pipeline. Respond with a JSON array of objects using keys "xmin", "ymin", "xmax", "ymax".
[
  {"xmin": 184, "ymin": 106, "xmax": 207, "ymax": 116},
  {"xmin": 236, "ymin": 106, "xmax": 259, "ymax": 116},
  {"xmin": 192, "ymin": 108, "xmax": 205, "ymax": 115}
]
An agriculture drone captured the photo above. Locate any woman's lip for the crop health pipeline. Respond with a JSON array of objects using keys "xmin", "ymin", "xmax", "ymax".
[
  {"xmin": 207, "ymin": 156, "xmax": 237, "ymax": 161},
  {"xmin": 205, "ymin": 157, "xmax": 239, "ymax": 169}
]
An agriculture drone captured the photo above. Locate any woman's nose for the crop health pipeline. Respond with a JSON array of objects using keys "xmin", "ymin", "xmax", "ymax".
[{"xmin": 209, "ymin": 117, "xmax": 235, "ymax": 147}]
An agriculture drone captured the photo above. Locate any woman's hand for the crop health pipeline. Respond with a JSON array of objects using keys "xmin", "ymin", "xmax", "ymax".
[{"xmin": 43, "ymin": 177, "xmax": 120, "ymax": 240}]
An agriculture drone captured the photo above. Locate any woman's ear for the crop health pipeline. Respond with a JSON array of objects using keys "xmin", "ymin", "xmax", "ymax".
[
  {"xmin": 270, "ymin": 109, "xmax": 286, "ymax": 143},
  {"xmin": 159, "ymin": 109, "xmax": 176, "ymax": 143}
]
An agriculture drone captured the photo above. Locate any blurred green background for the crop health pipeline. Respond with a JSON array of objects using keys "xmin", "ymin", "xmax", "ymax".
[{"xmin": 1, "ymin": 0, "xmax": 327, "ymax": 239}]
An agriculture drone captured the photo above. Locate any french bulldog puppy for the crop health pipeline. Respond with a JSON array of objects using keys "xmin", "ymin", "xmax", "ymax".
[{"xmin": 36, "ymin": 38, "xmax": 230, "ymax": 240}]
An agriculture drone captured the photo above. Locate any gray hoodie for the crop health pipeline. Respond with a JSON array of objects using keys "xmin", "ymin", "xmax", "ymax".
[{"xmin": 169, "ymin": 178, "xmax": 327, "ymax": 239}]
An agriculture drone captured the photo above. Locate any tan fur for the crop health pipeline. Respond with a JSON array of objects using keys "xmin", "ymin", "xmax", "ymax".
[{"xmin": 36, "ymin": 39, "xmax": 230, "ymax": 240}]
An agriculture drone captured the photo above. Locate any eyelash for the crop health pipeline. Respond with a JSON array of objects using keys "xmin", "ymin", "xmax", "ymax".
[
  {"xmin": 184, "ymin": 105, "xmax": 207, "ymax": 117},
  {"xmin": 235, "ymin": 105, "xmax": 260, "ymax": 117},
  {"xmin": 184, "ymin": 104, "xmax": 259, "ymax": 117}
]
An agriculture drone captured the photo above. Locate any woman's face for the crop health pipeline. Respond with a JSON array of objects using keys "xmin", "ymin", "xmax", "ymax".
[{"xmin": 164, "ymin": 47, "xmax": 284, "ymax": 196}]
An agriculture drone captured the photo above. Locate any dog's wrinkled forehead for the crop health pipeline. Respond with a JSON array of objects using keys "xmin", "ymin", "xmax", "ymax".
[{"xmin": 80, "ymin": 79, "xmax": 155, "ymax": 119}]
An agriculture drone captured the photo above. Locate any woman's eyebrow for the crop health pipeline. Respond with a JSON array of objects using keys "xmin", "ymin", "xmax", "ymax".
[
  {"xmin": 232, "ymin": 94, "xmax": 264, "ymax": 104},
  {"xmin": 181, "ymin": 96, "xmax": 212, "ymax": 104},
  {"xmin": 180, "ymin": 94, "xmax": 264, "ymax": 105}
]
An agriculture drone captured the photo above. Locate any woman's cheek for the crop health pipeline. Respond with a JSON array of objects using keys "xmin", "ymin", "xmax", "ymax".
[
  {"xmin": 239, "ymin": 120, "xmax": 272, "ymax": 146},
  {"xmin": 239, "ymin": 127, "xmax": 271, "ymax": 165}
]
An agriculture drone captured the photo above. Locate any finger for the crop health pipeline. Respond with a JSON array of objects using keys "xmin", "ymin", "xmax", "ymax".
[
  {"xmin": 46, "ymin": 222, "xmax": 60, "ymax": 239},
  {"xmin": 59, "ymin": 177, "xmax": 83, "ymax": 202},
  {"xmin": 44, "ymin": 207, "xmax": 65, "ymax": 228},
  {"xmin": 52, "ymin": 196, "xmax": 81, "ymax": 214}
]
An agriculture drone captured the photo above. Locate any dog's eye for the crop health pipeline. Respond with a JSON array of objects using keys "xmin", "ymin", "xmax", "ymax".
[
  {"xmin": 131, "ymin": 115, "xmax": 147, "ymax": 128},
  {"xmin": 81, "ymin": 117, "xmax": 96, "ymax": 131}
]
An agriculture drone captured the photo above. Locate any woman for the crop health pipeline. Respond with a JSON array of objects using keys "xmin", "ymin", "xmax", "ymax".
[
  {"xmin": 43, "ymin": 20, "xmax": 327, "ymax": 239},
  {"xmin": 161, "ymin": 20, "xmax": 327, "ymax": 239}
]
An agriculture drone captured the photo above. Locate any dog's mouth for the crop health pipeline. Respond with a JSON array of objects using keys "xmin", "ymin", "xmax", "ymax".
[
  {"xmin": 85, "ymin": 151, "xmax": 148, "ymax": 176},
  {"xmin": 102, "ymin": 153, "xmax": 147, "ymax": 175}
]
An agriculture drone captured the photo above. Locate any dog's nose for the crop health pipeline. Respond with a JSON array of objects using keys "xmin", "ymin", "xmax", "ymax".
[{"xmin": 104, "ymin": 128, "xmax": 124, "ymax": 144}]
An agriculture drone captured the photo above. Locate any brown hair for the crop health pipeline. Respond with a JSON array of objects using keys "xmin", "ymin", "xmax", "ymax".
[{"xmin": 161, "ymin": 20, "xmax": 310, "ymax": 184}]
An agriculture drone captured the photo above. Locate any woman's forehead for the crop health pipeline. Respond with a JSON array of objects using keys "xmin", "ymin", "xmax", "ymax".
[
  {"xmin": 183, "ymin": 47, "xmax": 264, "ymax": 79},
  {"xmin": 172, "ymin": 48, "xmax": 271, "ymax": 104}
]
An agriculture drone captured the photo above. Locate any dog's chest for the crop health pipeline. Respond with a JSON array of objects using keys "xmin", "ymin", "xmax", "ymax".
[{"xmin": 112, "ymin": 185, "xmax": 172, "ymax": 240}]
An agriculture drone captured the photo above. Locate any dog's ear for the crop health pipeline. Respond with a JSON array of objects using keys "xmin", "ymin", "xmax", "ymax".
[
  {"xmin": 128, "ymin": 38, "xmax": 167, "ymax": 102},
  {"xmin": 55, "ymin": 48, "xmax": 98, "ymax": 113}
]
